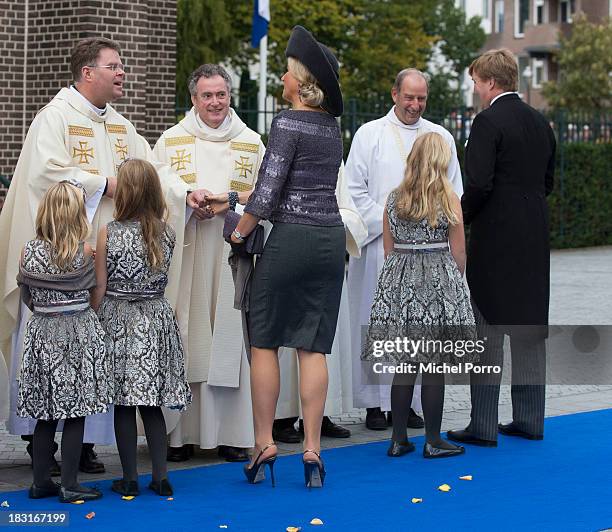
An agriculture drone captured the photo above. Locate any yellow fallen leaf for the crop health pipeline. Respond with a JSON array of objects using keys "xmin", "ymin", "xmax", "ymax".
[
  {"xmin": 72, "ymin": 500, "xmax": 85, "ymax": 504},
  {"xmin": 411, "ymin": 498, "xmax": 423, "ymax": 504},
  {"xmin": 459, "ymin": 475, "xmax": 473, "ymax": 481},
  {"xmin": 121, "ymin": 495, "xmax": 135, "ymax": 501},
  {"xmin": 219, "ymin": 527, "xmax": 228, "ymax": 529},
  {"xmin": 167, "ymin": 497, "xmax": 174, "ymax": 501},
  {"xmin": 286, "ymin": 527, "xmax": 301, "ymax": 532},
  {"xmin": 310, "ymin": 518, "xmax": 324, "ymax": 525},
  {"xmin": 1, "ymin": 501, "xmax": 9, "ymax": 508},
  {"xmin": 438, "ymin": 484, "xmax": 451, "ymax": 492},
  {"xmin": 85, "ymin": 512, "xmax": 95, "ymax": 520}
]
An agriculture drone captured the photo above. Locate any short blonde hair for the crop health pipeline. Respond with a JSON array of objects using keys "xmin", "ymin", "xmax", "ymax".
[
  {"xmin": 395, "ymin": 133, "xmax": 459, "ymax": 227},
  {"xmin": 469, "ymin": 48, "xmax": 518, "ymax": 92},
  {"xmin": 288, "ymin": 57, "xmax": 325, "ymax": 108},
  {"xmin": 36, "ymin": 181, "xmax": 90, "ymax": 269}
]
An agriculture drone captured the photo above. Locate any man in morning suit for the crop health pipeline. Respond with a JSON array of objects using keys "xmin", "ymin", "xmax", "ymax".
[{"xmin": 448, "ymin": 48, "xmax": 556, "ymax": 446}]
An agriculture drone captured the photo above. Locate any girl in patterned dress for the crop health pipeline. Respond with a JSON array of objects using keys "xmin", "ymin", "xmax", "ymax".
[
  {"xmin": 17, "ymin": 180, "xmax": 110, "ymax": 502},
  {"xmin": 92, "ymin": 159, "xmax": 191, "ymax": 497},
  {"xmin": 361, "ymin": 133, "xmax": 476, "ymax": 459}
]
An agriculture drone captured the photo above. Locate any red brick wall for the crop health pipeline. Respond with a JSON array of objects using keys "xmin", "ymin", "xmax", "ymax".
[{"xmin": 0, "ymin": 0, "xmax": 177, "ymax": 206}]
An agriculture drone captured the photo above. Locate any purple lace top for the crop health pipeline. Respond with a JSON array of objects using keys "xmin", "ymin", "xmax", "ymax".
[{"xmin": 244, "ymin": 110, "xmax": 343, "ymax": 226}]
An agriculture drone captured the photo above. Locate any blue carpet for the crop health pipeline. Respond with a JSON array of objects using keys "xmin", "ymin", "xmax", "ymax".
[{"xmin": 1, "ymin": 410, "xmax": 612, "ymax": 532}]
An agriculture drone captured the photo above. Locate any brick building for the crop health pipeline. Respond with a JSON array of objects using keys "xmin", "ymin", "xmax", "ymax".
[
  {"xmin": 468, "ymin": 0, "xmax": 611, "ymax": 108},
  {"xmin": 0, "ymin": 0, "xmax": 177, "ymax": 204}
]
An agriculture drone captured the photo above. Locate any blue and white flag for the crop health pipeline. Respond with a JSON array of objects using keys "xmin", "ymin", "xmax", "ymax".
[{"xmin": 251, "ymin": 0, "xmax": 270, "ymax": 48}]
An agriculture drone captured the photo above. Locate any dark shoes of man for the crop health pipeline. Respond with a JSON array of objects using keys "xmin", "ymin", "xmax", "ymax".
[
  {"xmin": 273, "ymin": 416, "xmax": 351, "ymax": 443},
  {"xmin": 79, "ymin": 443, "xmax": 105, "ymax": 474},
  {"xmin": 300, "ymin": 417, "xmax": 351, "ymax": 438},
  {"xmin": 218, "ymin": 445, "xmax": 250, "ymax": 462},
  {"xmin": 24, "ymin": 437, "xmax": 105, "ymax": 475},
  {"xmin": 273, "ymin": 418, "xmax": 302, "ymax": 443},
  {"xmin": 386, "ymin": 408, "xmax": 425, "ymax": 429},
  {"xmin": 365, "ymin": 407, "xmax": 388, "ymax": 430},
  {"xmin": 167, "ymin": 444, "xmax": 194, "ymax": 462},
  {"xmin": 447, "ymin": 428, "xmax": 498, "ymax": 447},
  {"xmin": 23, "ymin": 436, "xmax": 60, "ymax": 477},
  {"xmin": 498, "ymin": 422, "xmax": 544, "ymax": 440}
]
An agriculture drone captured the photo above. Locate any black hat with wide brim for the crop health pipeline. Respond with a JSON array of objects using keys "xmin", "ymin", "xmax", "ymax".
[{"xmin": 285, "ymin": 25, "xmax": 343, "ymax": 117}]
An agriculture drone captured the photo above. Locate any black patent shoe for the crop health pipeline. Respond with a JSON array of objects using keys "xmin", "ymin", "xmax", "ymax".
[
  {"xmin": 319, "ymin": 417, "xmax": 351, "ymax": 438},
  {"xmin": 79, "ymin": 444, "xmax": 105, "ymax": 474},
  {"xmin": 366, "ymin": 408, "xmax": 388, "ymax": 430},
  {"xmin": 148, "ymin": 478, "xmax": 173, "ymax": 496},
  {"xmin": 59, "ymin": 485, "xmax": 102, "ymax": 503},
  {"xmin": 244, "ymin": 443, "xmax": 277, "ymax": 487},
  {"xmin": 423, "ymin": 442, "xmax": 465, "ymax": 459},
  {"xmin": 218, "ymin": 445, "xmax": 250, "ymax": 462},
  {"xmin": 111, "ymin": 479, "xmax": 140, "ymax": 496},
  {"xmin": 303, "ymin": 450, "xmax": 326, "ymax": 489},
  {"xmin": 28, "ymin": 481, "xmax": 60, "ymax": 499},
  {"xmin": 387, "ymin": 439, "xmax": 416, "ymax": 457},
  {"xmin": 167, "ymin": 445, "xmax": 192, "ymax": 462}
]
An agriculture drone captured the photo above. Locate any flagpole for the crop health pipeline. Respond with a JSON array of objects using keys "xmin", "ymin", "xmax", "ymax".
[{"xmin": 257, "ymin": 34, "xmax": 268, "ymax": 134}]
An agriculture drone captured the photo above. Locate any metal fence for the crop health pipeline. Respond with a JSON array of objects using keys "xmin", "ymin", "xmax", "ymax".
[{"xmin": 177, "ymin": 94, "xmax": 612, "ymax": 151}]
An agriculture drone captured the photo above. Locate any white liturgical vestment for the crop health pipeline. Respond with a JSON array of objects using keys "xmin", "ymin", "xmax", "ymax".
[{"xmin": 154, "ymin": 107, "xmax": 265, "ymax": 449}]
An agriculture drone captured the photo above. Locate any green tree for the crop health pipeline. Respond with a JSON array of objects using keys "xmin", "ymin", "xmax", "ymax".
[
  {"xmin": 543, "ymin": 15, "xmax": 612, "ymax": 111},
  {"xmin": 425, "ymin": 0, "xmax": 486, "ymax": 111},
  {"xmin": 176, "ymin": 0, "xmax": 238, "ymax": 105},
  {"xmin": 224, "ymin": 0, "xmax": 434, "ymax": 102}
]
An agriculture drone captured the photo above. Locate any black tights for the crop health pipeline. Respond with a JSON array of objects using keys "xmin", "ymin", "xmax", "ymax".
[
  {"xmin": 391, "ymin": 369, "xmax": 455, "ymax": 448},
  {"xmin": 114, "ymin": 405, "xmax": 167, "ymax": 483},
  {"xmin": 33, "ymin": 417, "xmax": 84, "ymax": 489}
]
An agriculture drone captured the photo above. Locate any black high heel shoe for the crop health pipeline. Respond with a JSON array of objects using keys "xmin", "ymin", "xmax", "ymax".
[
  {"xmin": 244, "ymin": 442, "xmax": 277, "ymax": 487},
  {"xmin": 303, "ymin": 449, "xmax": 326, "ymax": 489}
]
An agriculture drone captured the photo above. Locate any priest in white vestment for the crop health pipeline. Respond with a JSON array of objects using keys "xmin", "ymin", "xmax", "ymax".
[
  {"xmin": 274, "ymin": 163, "xmax": 367, "ymax": 441},
  {"xmin": 345, "ymin": 69, "xmax": 464, "ymax": 430},
  {"xmin": 0, "ymin": 38, "xmax": 205, "ymax": 470},
  {"xmin": 153, "ymin": 65, "xmax": 265, "ymax": 463}
]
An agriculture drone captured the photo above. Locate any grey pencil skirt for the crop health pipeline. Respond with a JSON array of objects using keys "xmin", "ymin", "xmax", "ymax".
[{"xmin": 248, "ymin": 222, "xmax": 346, "ymax": 354}]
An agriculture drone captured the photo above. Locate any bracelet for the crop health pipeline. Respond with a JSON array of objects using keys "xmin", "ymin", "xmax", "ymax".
[
  {"xmin": 228, "ymin": 191, "xmax": 239, "ymax": 212},
  {"xmin": 232, "ymin": 229, "xmax": 245, "ymax": 242}
]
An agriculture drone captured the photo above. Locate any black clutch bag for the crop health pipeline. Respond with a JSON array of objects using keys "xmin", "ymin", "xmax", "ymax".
[{"xmin": 223, "ymin": 211, "xmax": 264, "ymax": 255}]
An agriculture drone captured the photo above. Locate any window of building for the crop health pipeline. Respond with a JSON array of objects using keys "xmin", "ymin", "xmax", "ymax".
[
  {"xmin": 534, "ymin": 0, "xmax": 546, "ymax": 24},
  {"xmin": 532, "ymin": 57, "xmax": 547, "ymax": 88},
  {"xmin": 518, "ymin": 56, "xmax": 530, "ymax": 95},
  {"xmin": 560, "ymin": 0, "xmax": 574, "ymax": 22},
  {"xmin": 483, "ymin": 0, "xmax": 490, "ymax": 18},
  {"xmin": 514, "ymin": 0, "xmax": 530, "ymax": 37},
  {"xmin": 495, "ymin": 0, "xmax": 505, "ymax": 32}
]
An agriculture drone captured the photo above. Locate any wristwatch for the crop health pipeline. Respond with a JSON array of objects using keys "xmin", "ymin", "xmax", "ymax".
[{"xmin": 232, "ymin": 229, "xmax": 245, "ymax": 243}]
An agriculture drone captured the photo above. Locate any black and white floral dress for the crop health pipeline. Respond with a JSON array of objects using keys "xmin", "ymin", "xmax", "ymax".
[
  {"xmin": 97, "ymin": 220, "xmax": 191, "ymax": 410},
  {"xmin": 361, "ymin": 191, "xmax": 476, "ymax": 365},
  {"xmin": 17, "ymin": 240, "xmax": 111, "ymax": 420}
]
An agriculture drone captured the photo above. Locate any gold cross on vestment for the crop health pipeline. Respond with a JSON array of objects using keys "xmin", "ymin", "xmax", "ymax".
[
  {"xmin": 115, "ymin": 138, "xmax": 128, "ymax": 161},
  {"xmin": 72, "ymin": 141, "xmax": 94, "ymax": 164},
  {"xmin": 171, "ymin": 149, "xmax": 192, "ymax": 171},
  {"xmin": 234, "ymin": 156, "xmax": 253, "ymax": 178}
]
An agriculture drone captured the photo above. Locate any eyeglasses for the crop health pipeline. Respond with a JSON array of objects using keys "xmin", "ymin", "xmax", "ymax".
[{"xmin": 88, "ymin": 63, "xmax": 126, "ymax": 73}]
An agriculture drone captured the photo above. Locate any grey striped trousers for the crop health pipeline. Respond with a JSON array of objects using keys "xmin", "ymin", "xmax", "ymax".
[{"xmin": 468, "ymin": 301, "xmax": 546, "ymax": 441}]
